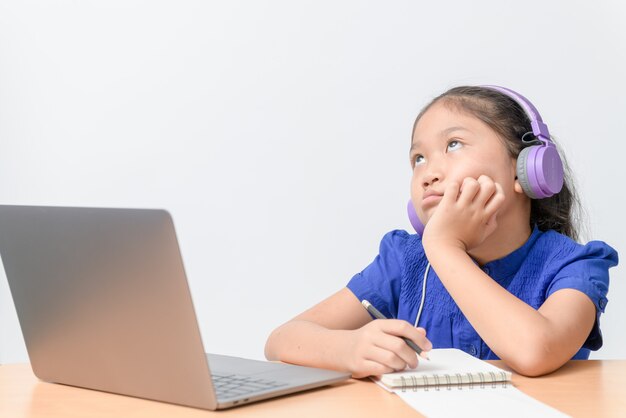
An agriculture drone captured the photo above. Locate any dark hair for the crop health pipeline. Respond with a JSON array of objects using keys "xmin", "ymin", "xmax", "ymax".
[{"xmin": 412, "ymin": 85, "xmax": 585, "ymax": 242}]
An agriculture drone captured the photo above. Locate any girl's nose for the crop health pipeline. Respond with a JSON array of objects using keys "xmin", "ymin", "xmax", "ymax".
[
  {"xmin": 422, "ymin": 171, "xmax": 441, "ymax": 188},
  {"xmin": 422, "ymin": 176, "xmax": 439, "ymax": 188}
]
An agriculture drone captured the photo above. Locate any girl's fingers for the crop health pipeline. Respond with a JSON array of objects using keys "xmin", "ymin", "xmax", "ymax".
[
  {"xmin": 399, "ymin": 327, "xmax": 433, "ymax": 353},
  {"xmin": 475, "ymin": 175, "xmax": 497, "ymax": 206},
  {"xmin": 484, "ymin": 182, "xmax": 505, "ymax": 221},
  {"xmin": 355, "ymin": 360, "xmax": 395, "ymax": 378},
  {"xmin": 377, "ymin": 320, "xmax": 433, "ymax": 353},
  {"xmin": 458, "ymin": 177, "xmax": 481, "ymax": 205},
  {"xmin": 365, "ymin": 345, "xmax": 411, "ymax": 371},
  {"xmin": 373, "ymin": 333, "xmax": 419, "ymax": 369},
  {"xmin": 442, "ymin": 181, "xmax": 461, "ymax": 205}
]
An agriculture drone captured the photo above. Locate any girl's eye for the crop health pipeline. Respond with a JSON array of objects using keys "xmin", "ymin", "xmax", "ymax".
[
  {"xmin": 413, "ymin": 155, "xmax": 425, "ymax": 166},
  {"xmin": 447, "ymin": 140, "xmax": 462, "ymax": 151}
]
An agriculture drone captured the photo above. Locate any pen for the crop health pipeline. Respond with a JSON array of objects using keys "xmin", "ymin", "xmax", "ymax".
[{"xmin": 361, "ymin": 299, "xmax": 430, "ymax": 361}]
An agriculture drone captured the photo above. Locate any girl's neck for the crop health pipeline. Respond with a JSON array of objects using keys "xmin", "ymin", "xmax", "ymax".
[{"xmin": 467, "ymin": 211, "xmax": 532, "ymax": 267}]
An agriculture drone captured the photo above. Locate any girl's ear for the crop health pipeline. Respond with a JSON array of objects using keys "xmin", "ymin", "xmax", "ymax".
[
  {"xmin": 510, "ymin": 157, "xmax": 525, "ymax": 195},
  {"xmin": 511, "ymin": 157, "xmax": 525, "ymax": 195},
  {"xmin": 514, "ymin": 176, "xmax": 525, "ymax": 195}
]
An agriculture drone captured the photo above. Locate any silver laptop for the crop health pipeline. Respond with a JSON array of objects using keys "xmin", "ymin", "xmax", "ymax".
[{"xmin": 0, "ymin": 205, "xmax": 350, "ymax": 410}]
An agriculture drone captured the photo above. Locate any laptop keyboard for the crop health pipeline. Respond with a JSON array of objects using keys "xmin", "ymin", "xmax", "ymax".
[{"xmin": 211, "ymin": 373, "xmax": 289, "ymax": 399}]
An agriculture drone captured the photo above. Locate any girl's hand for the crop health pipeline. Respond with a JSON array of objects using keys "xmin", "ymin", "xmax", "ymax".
[
  {"xmin": 422, "ymin": 175, "xmax": 506, "ymax": 253},
  {"xmin": 340, "ymin": 319, "xmax": 432, "ymax": 378}
]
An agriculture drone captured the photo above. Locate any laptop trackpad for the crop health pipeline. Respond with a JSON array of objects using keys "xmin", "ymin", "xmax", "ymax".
[{"xmin": 207, "ymin": 353, "xmax": 297, "ymax": 376}]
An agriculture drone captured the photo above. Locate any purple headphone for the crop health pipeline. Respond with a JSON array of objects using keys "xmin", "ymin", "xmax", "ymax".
[{"xmin": 407, "ymin": 85, "xmax": 565, "ymax": 236}]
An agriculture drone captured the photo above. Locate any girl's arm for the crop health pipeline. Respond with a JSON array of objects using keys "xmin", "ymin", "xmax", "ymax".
[
  {"xmin": 423, "ymin": 175, "xmax": 595, "ymax": 377},
  {"xmin": 264, "ymin": 287, "xmax": 432, "ymax": 378},
  {"xmin": 425, "ymin": 245, "xmax": 595, "ymax": 377}
]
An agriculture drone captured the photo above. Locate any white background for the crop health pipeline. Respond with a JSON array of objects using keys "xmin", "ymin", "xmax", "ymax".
[{"xmin": 1, "ymin": 0, "xmax": 624, "ymax": 363}]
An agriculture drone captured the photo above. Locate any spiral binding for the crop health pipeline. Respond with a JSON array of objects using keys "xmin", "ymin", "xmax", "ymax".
[{"xmin": 399, "ymin": 371, "xmax": 510, "ymax": 393}]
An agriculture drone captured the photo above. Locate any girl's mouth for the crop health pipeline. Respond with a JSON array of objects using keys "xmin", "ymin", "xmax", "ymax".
[{"xmin": 422, "ymin": 194, "xmax": 443, "ymax": 207}]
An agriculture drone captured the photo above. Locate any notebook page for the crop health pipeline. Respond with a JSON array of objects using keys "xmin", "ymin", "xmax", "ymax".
[
  {"xmin": 380, "ymin": 349, "xmax": 511, "ymax": 387},
  {"xmin": 396, "ymin": 385, "xmax": 570, "ymax": 418}
]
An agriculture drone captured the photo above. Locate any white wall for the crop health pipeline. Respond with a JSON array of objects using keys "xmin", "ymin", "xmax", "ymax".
[{"xmin": 1, "ymin": 0, "xmax": 624, "ymax": 363}]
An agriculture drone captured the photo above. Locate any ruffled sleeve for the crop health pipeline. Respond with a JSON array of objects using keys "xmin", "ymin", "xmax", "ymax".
[
  {"xmin": 346, "ymin": 230, "xmax": 410, "ymax": 319},
  {"xmin": 546, "ymin": 240, "xmax": 619, "ymax": 350}
]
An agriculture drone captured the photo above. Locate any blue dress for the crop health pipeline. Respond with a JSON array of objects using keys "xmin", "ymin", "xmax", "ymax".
[{"xmin": 347, "ymin": 226, "xmax": 619, "ymax": 359}]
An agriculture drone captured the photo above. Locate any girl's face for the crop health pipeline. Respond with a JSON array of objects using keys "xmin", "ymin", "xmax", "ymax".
[{"xmin": 410, "ymin": 100, "xmax": 523, "ymax": 224}]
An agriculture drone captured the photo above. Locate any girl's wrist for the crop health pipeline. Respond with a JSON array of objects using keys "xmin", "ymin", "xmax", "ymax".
[
  {"xmin": 423, "ymin": 238, "xmax": 469, "ymax": 268},
  {"xmin": 423, "ymin": 236, "xmax": 467, "ymax": 258}
]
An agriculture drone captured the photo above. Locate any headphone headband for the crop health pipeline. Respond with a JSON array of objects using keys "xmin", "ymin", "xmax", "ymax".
[{"xmin": 480, "ymin": 85, "xmax": 551, "ymax": 142}]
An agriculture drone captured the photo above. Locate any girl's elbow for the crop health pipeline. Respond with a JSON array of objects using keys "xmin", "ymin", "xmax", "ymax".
[
  {"xmin": 264, "ymin": 328, "xmax": 282, "ymax": 361},
  {"xmin": 263, "ymin": 341, "xmax": 275, "ymax": 361},
  {"xmin": 510, "ymin": 358, "xmax": 556, "ymax": 377},
  {"xmin": 507, "ymin": 344, "xmax": 565, "ymax": 377}
]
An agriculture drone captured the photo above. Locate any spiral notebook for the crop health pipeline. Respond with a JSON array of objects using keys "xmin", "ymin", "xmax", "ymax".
[
  {"xmin": 377, "ymin": 348, "xmax": 511, "ymax": 389},
  {"xmin": 374, "ymin": 349, "xmax": 568, "ymax": 417}
]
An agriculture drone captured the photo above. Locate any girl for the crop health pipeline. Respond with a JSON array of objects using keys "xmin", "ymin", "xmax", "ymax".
[{"xmin": 264, "ymin": 85, "xmax": 619, "ymax": 378}]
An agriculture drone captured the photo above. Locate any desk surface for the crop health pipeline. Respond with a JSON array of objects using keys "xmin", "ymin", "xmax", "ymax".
[{"xmin": 1, "ymin": 361, "xmax": 625, "ymax": 417}]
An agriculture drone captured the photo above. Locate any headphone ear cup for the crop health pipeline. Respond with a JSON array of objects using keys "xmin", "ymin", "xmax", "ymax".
[
  {"xmin": 407, "ymin": 199, "xmax": 425, "ymax": 236},
  {"xmin": 535, "ymin": 145, "xmax": 565, "ymax": 197},
  {"xmin": 516, "ymin": 146, "xmax": 540, "ymax": 199}
]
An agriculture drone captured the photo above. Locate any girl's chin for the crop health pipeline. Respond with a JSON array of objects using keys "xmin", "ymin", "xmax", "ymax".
[{"xmin": 420, "ymin": 203, "xmax": 439, "ymax": 217}]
